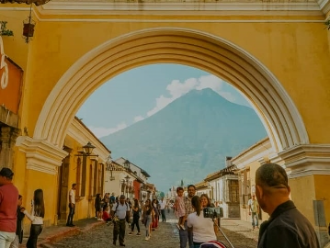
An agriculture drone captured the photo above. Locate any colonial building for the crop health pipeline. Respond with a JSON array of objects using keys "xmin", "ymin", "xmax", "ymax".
[
  {"xmin": 113, "ymin": 157, "xmax": 151, "ymax": 201},
  {"xmin": 230, "ymin": 137, "xmax": 274, "ymax": 223},
  {"xmin": 2, "ymin": 1, "xmax": 330, "ymax": 246},
  {"xmin": 203, "ymin": 158, "xmax": 240, "ymax": 218}
]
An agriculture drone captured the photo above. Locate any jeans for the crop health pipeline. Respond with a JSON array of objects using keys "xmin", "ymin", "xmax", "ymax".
[
  {"xmin": 160, "ymin": 209, "xmax": 166, "ymax": 222},
  {"xmin": 26, "ymin": 224, "xmax": 43, "ymax": 248},
  {"xmin": 251, "ymin": 212, "xmax": 258, "ymax": 227},
  {"xmin": 113, "ymin": 219, "xmax": 126, "ymax": 244},
  {"xmin": 9, "ymin": 235, "xmax": 19, "ymax": 248},
  {"xmin": 0, "ymin": 231, "xmax": 15, "ymax": 248},
  {"xmin": 66, "ymin": 204, "xmax": 75, "ymax": 225},
  {"xmin": 145, "ymin": 215, "xmax": 152, "ymax": 237},
  {"xmin": 179, "ymin": 221, "xmax": 193, "ymax": 248},
  {"xmin": 131, "ymin": 215, "xmax": 140, "ymax": 233}
]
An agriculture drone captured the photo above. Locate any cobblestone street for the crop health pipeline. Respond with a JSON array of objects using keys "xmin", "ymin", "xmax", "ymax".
[{"xmin": 46, "ymin": 212, "xmax": 258, "ymax": 248}]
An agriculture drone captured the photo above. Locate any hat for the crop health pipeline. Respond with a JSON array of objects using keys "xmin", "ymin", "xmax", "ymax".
[{"xmin": 0, "ymin": 167, "xmax": 14, "ymax": 179}]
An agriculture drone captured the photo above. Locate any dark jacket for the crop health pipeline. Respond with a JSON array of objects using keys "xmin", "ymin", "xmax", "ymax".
[
  {"xmin": 16, "ymin": 206, "xmax": 25, "ymax": 243},
  {"xmin": 258, "ymin": 200, "xmax": 320, "ymax": 248}
]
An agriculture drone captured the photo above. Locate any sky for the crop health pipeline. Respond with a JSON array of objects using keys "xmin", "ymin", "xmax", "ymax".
[{"xmin": 77, "ymin": 64, "xmax": 251, "ymax": 138}]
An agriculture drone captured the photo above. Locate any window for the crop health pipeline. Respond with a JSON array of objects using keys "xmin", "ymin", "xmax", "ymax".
[
  {"xmin": 76, "ymin": 158, "xmax": 81, "ymax": 196},
  {"xmin": 81, "ymin": 156, "xmax": 87, "ymax": 197},
  {"xmin": 239, "ymin": 169, "xmax": 250, "ymax": 206}
]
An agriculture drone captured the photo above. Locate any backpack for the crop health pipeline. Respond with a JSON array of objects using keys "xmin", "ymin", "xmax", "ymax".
[
  {"xmin": 113, "ymin": 202, "xmax": 130, "ymax": 223},
  {"xmin": 199, "ymin": 241, "xmax": 228, "ymax": 248}
]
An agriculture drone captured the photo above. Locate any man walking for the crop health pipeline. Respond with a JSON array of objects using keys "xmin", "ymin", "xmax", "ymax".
[
  {"xmin": 247, "ymin": 195, "xmax": 259, "ymax": 230},
  {"xmin": 111, "ymin": 195, "xmax": 130, "ymax": 247},
  {"xmin": 256, "ymin": 163, "xmax": 320, "ymax": 248},
  {"xmin": 159, "ymin": 198, "xmax": 166, "ymax": 222},
  {"xmin": 66, "ymin": 183, "xmax": 76, "ymax": 227},
  {"xmin": 179, "ymin": 184, "xmax": 196, "ymax": 248},
  {"xmin": 0, "ymin": 167, "xmax": 19, "ymax": 248}
]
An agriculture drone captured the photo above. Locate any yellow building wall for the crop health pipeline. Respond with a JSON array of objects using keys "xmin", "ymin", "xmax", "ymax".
[
  {"xmin": 22, "ymin": 169, "xmax": 58, "ymax": 228},
  {"xmin": 0, "ymin": 8, "xmax": 329, "ymax": 146},
  {"xmin": 313, "ymin": 175, "xmax": 330, "ymax": 226},
  {"xmin": 289, "ymin": 175, "xmax": 316, "ymax": 224}
]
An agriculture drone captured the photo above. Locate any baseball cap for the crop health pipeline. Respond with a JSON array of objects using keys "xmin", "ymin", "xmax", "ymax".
[{"xmin": 0, "ymin": 167, "xmax": 14, "ymax": 180}]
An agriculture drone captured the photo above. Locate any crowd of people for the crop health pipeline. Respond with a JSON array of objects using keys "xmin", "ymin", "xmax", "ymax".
[{"xmin": 0, "ymin": 163, "xmax": 322, "ymax": 248}]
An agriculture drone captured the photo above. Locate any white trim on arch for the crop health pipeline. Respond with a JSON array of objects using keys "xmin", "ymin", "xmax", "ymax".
[{"xmin": 33, "ymin": 27, "xmax": 309, "ymax": 152}]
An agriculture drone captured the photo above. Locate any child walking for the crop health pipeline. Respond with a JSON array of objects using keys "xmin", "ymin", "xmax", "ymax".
[{"xmin": 174, "ymin": 186, "xmax": 186, "ymax": 230}]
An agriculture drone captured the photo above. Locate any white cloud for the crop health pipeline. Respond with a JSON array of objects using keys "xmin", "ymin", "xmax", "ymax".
[
  {"xmin": 89, "ymin": 122, "xmax": 127, "ymax": 138},
  {"xmin": 147, "ymin": 75, "xmax": 237, "ymax": 117},
  {"xmin": 134, "ymin": 115, "xmax": 144, "ymax": 123}
]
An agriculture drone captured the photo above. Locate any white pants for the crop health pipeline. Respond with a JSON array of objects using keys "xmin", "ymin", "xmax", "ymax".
[
  {"xmin": 9, "ymin": 235, "xmax": 19, "ymax": 248},
  {"xmin": 0, "ymin": 231, "xmax": 15, "ymax": 248}
]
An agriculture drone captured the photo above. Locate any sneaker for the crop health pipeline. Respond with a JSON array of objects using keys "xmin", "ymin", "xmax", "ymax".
[
  {"xmin": 136, "ymin": 233, "xmax": 141, "ymax": 236},
  {"xmin": 180, "ymin": 224, "xmax": 185, "ymax": 230},
  {"xmin": 145, "ymin": 236, "xmax": 150, "ymax": 241},
  {"xmin": 176, "ymin": 224, "xmax": 180, "ymax": 230},
  {"xmin": 128, "ymin": 232, "xmax": 133, "ymax": 235}
]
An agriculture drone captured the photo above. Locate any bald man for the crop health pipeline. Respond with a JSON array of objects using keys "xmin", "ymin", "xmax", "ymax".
[{"xmin": 256, "ymin": 163, "xmax": 319, "ymax": 248}]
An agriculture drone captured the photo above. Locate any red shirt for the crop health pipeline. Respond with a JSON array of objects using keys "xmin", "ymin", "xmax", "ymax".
[
  {"xmin": 102, "ymin": 211, "xmax": 110, "ymax": 221},
  {"xmin": 0, "ymin": 183, "xmax": 19, "ymax": 232}
]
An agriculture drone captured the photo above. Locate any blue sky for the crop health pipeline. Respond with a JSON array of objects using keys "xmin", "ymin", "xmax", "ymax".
[{"xmin": 77, "ymin": 64, "xmax": 251, "ymax": 138}]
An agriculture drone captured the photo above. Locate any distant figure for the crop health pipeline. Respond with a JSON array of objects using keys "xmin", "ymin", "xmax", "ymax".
[
  {"xmin": 179, "ymin": 184, "xmax": 196, "ymax": 248},
  {"xmin": 95, "ymin": 194, "xmax": 102, "ymax": 221},
  {"xmin": 256, "ymin": 163, "xmax": 320, "ymax": 248},
  {"xmin": 24, "ymin": 189, "xmax": 45, "ymax": 248},
  {"xmin": 102, "ymin": 205, "xmax": 112, "ymax": 226},
  {"xmin": 174, "ymin": 187, "xmax": 186, "ymax": 230},
  {"xmin": 0, "ymin": 168, "xmax": 19, "ymax": 247},
  {"xmin": 129, "ymin": 198, "xmax": 141, "ymax": 235},
  {"xmin": 248, "ymin": 195, "xmax": 259, "ymax": 230},
  {"xmin": 159, "ymin": 198, "xmax": 167, "ymax": 222},
  {"xmin": 10, "ymin": 195, "xmax": 25, "ymax": 248},
  {"xmin": 110, "ymin": 193, "xmax": 115, "ymax": 204},
  {"xmin": 66, "ymin": 183, "xmax": 76, "ymax": 227}
]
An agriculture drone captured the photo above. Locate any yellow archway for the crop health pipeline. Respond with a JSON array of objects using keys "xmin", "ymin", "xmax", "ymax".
[{"xmin": 33, "ymin": 27, "xmax": 308, "ymax": 152}]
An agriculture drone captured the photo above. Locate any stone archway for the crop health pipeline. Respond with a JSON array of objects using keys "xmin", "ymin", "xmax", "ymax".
[{"xmin": 33, "ymin": 27, "xmax": 308, "ymax": 152}]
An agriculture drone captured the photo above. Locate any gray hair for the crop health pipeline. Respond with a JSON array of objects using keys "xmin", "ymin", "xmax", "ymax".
[{"xmin": 256, "ymin": 163, "xmax": 289, "ymax": 189}]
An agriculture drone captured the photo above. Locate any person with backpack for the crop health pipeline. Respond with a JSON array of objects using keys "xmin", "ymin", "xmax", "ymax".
[{"xmin": 111, "ymin": 195, "xmax": 130, "ymax": 247}]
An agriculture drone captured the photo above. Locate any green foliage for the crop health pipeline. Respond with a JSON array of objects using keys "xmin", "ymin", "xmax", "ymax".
[{"xmin": 0, "ymin": 21, "xmax": 14, "ymax": 36}]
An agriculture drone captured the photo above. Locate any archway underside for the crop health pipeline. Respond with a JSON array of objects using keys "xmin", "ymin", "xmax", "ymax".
[{"xmin": 34, "ymin": 28, "xmax": 309, "ymax": 152}]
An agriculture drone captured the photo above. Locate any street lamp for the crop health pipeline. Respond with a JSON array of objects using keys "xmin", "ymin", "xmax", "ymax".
[
  {"xmin": 105, "ymin": 156, "xmax": 115, "ymax": 181},
  {"xmin": 75, "ymin": 142, "xmax": 98, "ymax": 158}
]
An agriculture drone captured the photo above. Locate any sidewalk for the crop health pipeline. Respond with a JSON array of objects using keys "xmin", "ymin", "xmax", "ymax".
[{"xmin": 20, "ymin": 218, "xmax": 104, "ymax": 248}]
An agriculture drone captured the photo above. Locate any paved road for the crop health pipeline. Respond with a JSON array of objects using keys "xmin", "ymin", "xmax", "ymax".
[{"xmin": 49, "ymin": 212, "xmax": 258, "ymax": 248}]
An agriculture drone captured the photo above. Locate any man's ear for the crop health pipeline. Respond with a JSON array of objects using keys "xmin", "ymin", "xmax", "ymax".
[{"xmin": 256, "ymin": 185, "xmax": 263, "ymax": 199}]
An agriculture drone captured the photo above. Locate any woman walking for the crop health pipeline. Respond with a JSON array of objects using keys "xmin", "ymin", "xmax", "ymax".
[
  {"xmin": 142, "ymin": 199, "xmax": 154, "ymax": 241},
  {"xmin": 129, "ymin": 198, "xmax": 141, "ymax": 235},
  {"xmin": 23, "ymin": 189, "xmax": 45, "ymax": 248},
  {"xmin": 95, "ymin": 194, "xmax": 102, "ymax": 220}
]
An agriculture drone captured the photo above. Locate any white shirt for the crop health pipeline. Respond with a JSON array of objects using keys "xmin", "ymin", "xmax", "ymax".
[
  {"xmin": 159, "ymin": 201, "xmax": 166, "ymax": 210},
  {"xmin": 24, "ymin": 204, "xmax": 43, "ymax": 225},
  {"xmin": 187, "ymin": 212, "xmax": 217, "ymax": 243},
  {"xmin": 112, "ymin": 202, "xmax": 130, "ymax": 219},
  {"xmin": 248, "ymin": 199, "xmax": 258, "ymax": 212},
  {"xmin": 69, "ymin": 189, "xmax": 75, "ymax": 204}
]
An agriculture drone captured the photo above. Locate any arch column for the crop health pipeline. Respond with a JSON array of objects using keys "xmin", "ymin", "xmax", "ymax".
[{"xmin": 15, "ymin": 136, "xmax": 68, "ymax": 175}]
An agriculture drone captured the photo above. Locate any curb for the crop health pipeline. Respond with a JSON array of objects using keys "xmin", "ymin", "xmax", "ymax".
[{"xmin": 39, "ymin": 221, "xmax": 105, "ymax": 248}]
